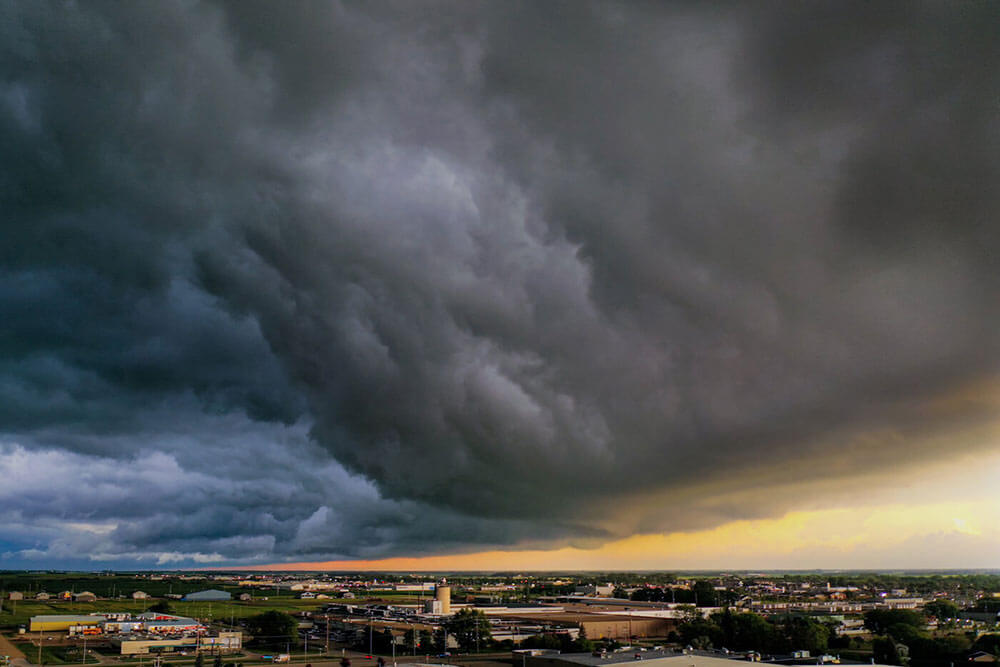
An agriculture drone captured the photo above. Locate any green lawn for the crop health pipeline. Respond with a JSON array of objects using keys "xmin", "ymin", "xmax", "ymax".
[{"xmin": 12, "ymin": 641, "xmax": 80, "ymax": 665}]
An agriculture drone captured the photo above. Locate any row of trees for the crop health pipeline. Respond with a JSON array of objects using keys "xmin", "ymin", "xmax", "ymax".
[
  {"xmin": 350, "ymin": 609, "xmax": 495, "ymax": 654},
  {"xmin": 865, "ymin": 609, "xmax": 1000, "ymax": 666},
  {"xmin": 675, "ymin": 609, "xmax": 832, "ymax": 654},
  {"xmin": 629, "ymin": 580, "xmax": 737, "ymax": 607}
]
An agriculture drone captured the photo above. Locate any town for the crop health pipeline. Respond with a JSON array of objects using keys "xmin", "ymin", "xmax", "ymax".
[{"xmin": 1, "ymin": 572, "xmax": 997, "ymax": 667}]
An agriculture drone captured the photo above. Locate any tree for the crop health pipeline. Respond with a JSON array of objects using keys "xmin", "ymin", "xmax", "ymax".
[
  {"xmin": 709, "ymin": 610, "xmax": 775, "ymax": 652},
  {"xmin": 864, "ymin": 610, "xmax": 923, "ymax": 634},
  {"xmin": 679, "ymin": 618, "xmax": 723, "ymax": 648},
  {"xmin": 782, "ymin": 617, "xmax": 830, "ymax": 654},
  {"xmin": 444, "ymin": 609, "xmax": 491, "ymax": 652},
  {"xmin": 148, "ymin": 600, "xmax": 172, "ymax": 614},
  {"xmin": 432, "ymin": 627, "xmax": 446, "ymax": 653},
  {"xmin": 923, "ymin": 599, "xmax": 959, "ymax": 622},
  {"xmin": 974, "ymin": 634, "xmax": 1000, "ymax": 655},
  {"xmin": 246, "ymin": 611, "xmax": 298, "ymax": 648},
  {"xmin": 213, "ymin": 655, "xmax": 222, "ymax": 667},
  {"xmin": 419, "ymin": 629, "xmax": 433, "ymax": 651},
  {"xmin": 373, "ymin": 628, "xmax": 394, "ymax": 654},
  {"xmin": 693, "ymin": 581, "xmax": 718, "ymax": 607},
  {"xmin": 194, "ymin": 655, "xmax": 204, "ymax": 667},
  {"xmin": 873, "ymin": 637, "xmax": 909, "ymax": 666}
]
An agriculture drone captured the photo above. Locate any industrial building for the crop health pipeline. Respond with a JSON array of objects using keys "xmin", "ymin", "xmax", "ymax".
[
  {"xmin": 30, "ymin": 615, "xmax": 104, "ymax": 632},
  {"xmin": 114, "ymin": 631, "xmax": 242, "ymax": 656},
  {"xmin": 182, "ymin": 589, "xmax": 231, "ymax": 601},
  {"xmin": 30, "ymin": 612, "xmax": 204, "ymax": 636}
]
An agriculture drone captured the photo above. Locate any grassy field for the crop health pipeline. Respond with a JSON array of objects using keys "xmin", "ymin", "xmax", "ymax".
[{"xmin": 13, "ymin": 641, "xmax": 82, "ymax": 665}]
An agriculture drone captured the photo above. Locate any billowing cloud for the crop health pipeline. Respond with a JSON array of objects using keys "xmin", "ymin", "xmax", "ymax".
[{"xmin": 2, "ymin": 1, "xmax": 999, "ymax": 567}]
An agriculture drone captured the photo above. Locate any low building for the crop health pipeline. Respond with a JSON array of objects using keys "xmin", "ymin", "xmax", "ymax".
[
  {"xmin": 74, "ymin": 592, "xmax": 98, "ymax": 602},
  {"xmin": 30, "ymin": 615, "xmax": 104, "ymax": 632},
  {"xmin": 133, "ymin": 591, "xmax": 150, "ymax": 600},
  {"xmin": 115, "ymin": 631, "xmax": 242, "ymax": 655},
  {"xmin": 182, "ymin": 589, "xmax": 231, "ymax": 601},
  {"xmin": 239, "ymin": 593, "xmax": 252, "ymax": 601},
  {"xmin": 36, "ymin": 592, "xmax": 51, "ymax": 600},
  {"xmin": 8, "ymin": 591, "xmax": 24, "ymax": 600}
]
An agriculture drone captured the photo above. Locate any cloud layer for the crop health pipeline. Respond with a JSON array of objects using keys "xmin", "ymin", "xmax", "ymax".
[{"xmin": 2, "ymin": 1, "xmax": 999, "ymax": 567}]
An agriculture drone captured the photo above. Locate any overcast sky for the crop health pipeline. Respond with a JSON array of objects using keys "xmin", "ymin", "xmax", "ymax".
[{"xmin": 3, "ymin": 1, "xmax": 1000, "ymax": 570}]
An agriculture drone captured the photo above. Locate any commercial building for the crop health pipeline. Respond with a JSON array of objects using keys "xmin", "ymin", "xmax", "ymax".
[
  {"xmin": 30, "ymin": 615, "xmax": 104, "ymax": 632},
  {"xmin": 114, "ymin": 631, "xmax": 242, "ymax": 656}
]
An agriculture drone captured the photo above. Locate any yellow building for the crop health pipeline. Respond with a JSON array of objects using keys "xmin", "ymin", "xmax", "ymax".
[{"xmin": 30, "ymin": 615, "xmax": 103, "ymax": 632}]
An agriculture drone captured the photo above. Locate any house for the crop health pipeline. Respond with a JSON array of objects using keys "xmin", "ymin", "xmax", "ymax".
[
  {"xmin": 74, "ymin": 591, "xmax": 98, "ymax": 602},
  {"xmin": 239, "ymin": 593, "xmax": 252, "ymax": 601},
  {"xmin": 132, "ymin": 591, "xmax": 150, "ymax": 600},
  {"xmin": 36, "ymin": 592, "xmax": 51, "ymax": 600},
  {"xmin": 8, "ymin": 591, "xmax": 24, "ymax": 600},
  {"xmin": 182, "ymin": 589, "xmax": 231, "ymax": 601}
]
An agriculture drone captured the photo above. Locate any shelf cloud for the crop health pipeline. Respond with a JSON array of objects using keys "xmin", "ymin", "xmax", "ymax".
[{"xmin": 2, "ymin": 1, "xmax": 999, "ymax": 567}]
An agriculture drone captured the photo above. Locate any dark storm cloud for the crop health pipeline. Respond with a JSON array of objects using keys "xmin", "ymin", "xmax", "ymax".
[{"xmin": 2, "ymin": 0, "xmax": 999, "ymax": 566}]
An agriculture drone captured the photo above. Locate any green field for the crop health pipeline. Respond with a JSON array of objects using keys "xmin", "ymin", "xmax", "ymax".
[{"xmin": 13, "ymin": 641, "xmax": 83, "ymax": 665}]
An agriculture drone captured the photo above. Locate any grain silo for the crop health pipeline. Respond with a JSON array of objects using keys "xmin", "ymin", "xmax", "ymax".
[{"xmin": 435, "ymin": 583, "xmax": 451, "ymax": 614}]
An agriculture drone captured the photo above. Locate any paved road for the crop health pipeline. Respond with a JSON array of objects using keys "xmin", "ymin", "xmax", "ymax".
[{"xmin": 0, "ymin": 634, "xmax": 31, "ymax": 667}]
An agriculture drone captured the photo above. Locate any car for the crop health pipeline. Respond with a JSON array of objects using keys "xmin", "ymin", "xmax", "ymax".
[{"xmin": 437, "ymin": 652, "xmax": 451, "ymax": 658}]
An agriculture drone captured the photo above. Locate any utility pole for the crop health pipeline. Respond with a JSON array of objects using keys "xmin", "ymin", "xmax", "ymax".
[
  {"xmin": 83, "ymin": 635, "xmax": 87, "ymax": 665},
  {"xmin": 326, "ymin": 614, "xmax": 330, "ymax": 655}
]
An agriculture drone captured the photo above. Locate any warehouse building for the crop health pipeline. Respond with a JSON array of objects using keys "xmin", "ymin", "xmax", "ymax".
[
  {"xmin": 30, "ymin": 615, "xmax": 103, "ymax": 632},
  {"xmin": 183, "ymin": 589, "xmax": 231, "ymax": 601}
]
